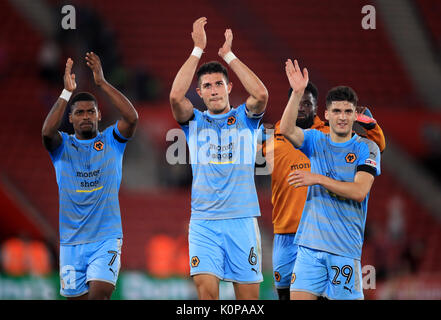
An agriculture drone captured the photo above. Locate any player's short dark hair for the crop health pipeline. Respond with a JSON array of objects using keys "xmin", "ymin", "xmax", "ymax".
[
  {"xmin": 288, "ymin": 81, "xmax": 318, "ymax": 101},
  {"xmin": 196, "ymin": 61, "xmax": 229, "ymax": 87},
  {"xmin": 325, "ymin": 86, "xmax": 358, "ymax": 108},
  {"xmin": 70, "ymin": 92, "xmax": 98, "ymax": 111}
]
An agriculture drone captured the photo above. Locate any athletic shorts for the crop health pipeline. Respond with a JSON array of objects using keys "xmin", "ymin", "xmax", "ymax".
[
  {"xmin": 272, "ymin": 233, "xmax": 298, "ymax": 289},
  {"xmin": 59, "ymin": 238, "xmax": 122, "ymax": 298},
  {"xmin": 188, "ymin": 217, "xmax": 263, "ymax": 283},
  {"xmin": 290, "ymin": 245, "xmax": 364, "ymax": 300}
]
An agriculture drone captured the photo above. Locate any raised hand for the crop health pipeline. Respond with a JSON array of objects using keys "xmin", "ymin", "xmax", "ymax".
[
  {"xmin": 64, "ymin": 58, "xmax": 76, "ymax": 92},
  {"xmin": 85, "ymin": 52, "xmax": 106, "ymax": 86},
  {"xmin": 218, "ymin": 29, "xmax": 233, "ymax": 58},
  {"xmin": 192, "ymin": 17, "xmax": 207, "ymax": 50},
  {"xmin": 285, "ymin": 59, "xmax": 309, "ymax": 94}
]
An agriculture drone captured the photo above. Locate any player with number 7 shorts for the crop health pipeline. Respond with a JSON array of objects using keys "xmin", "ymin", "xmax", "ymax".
[{"xmin": 42, "ymin": 52, "xmax": 138, "ymax": 299}]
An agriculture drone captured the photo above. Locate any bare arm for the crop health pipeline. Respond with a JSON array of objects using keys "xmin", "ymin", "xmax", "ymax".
[
  {"xmin": 85, "ymin": 52, "xmax": 138, "ymax": 139},
  {"xmin": 169, "ymin": 17, "xmax": 207, "ymax": 123},
  {"xmin": 42, "ymin": 58, "xmax": 76, "ymax": 151},
  {"xmin": 279, "ymin": 59, "xmax": 309, "ymax": 148},
  {"xmin": 218, "ymin": 29, "xmax": 268, "ymax": 114},
  {"xmin": 288, "ymin": 170, "xmax": 375, "ymax": 203}
]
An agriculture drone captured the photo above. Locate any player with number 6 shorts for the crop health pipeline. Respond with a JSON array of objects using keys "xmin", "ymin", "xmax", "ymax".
[{"xmin": 169, "ymin": 17, "xmax": 268, "ymax": 300}]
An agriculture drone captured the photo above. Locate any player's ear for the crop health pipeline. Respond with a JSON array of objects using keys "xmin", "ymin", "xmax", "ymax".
[
  {"xmin": 196, "ymin": 87, "xmax": 202, "ymax": 98},
  {"xmin": 353, "ymin": 106, "xmax": 358, "ymax": 120},
  {"xmin": 68, "ymin": 113, "xmax": 73, "ymax": 124},
  {"xmin": 227, "ymin": 82, "xmax": 233, "ymax": 94},
  {"xmin": 312, "ymin": 104, "xmax": 318, "ymax": 117},
  {"xmin": 324, "ymin": 108, "xmax": 329, "ymax": 121},
  {"xmin": 98, "ymin": 109, "xmax": 102, "ymax": 121}
]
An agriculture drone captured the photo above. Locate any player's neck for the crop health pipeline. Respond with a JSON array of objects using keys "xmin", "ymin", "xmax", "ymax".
[
  {"xmin": 75, "ymin": 131, "xmax": 98, "ymax": 140},
  {"xmin": 207, "ymin": 105, "xmax": 231, "ymax": 116},
  {"xmin": 329, "ymin": 130, "xmax": 352, "ymax": 143}
]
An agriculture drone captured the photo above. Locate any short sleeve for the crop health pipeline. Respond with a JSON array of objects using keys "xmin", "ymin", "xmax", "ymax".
[
  {"xmin": 49, "ymin": 131, "xmax": 66, "ymax": 162},
  {"xmin": 298, "ymin": 128, "xmax": 319, "ymax": 158},
  {"xmin": 106, "ymin": 122, "xmax": 129, "ymax": 154},
  {"xmin": 179, "ymin": 108, "xmax": 201, "ymax": 138},
  {"xmin": 113, "ymin": 120, "xmax": 130, "ymax": 143},
  {"xmin": 237, "ymin": 103, "xmax": 264, "ymax": 130},
  {"xmin": 356, "ymin": 139, "xmax": 381, "ymax": 177}
]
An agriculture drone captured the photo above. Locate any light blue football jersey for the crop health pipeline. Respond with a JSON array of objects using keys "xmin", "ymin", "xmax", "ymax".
[
  {"xmin": 294, "ymin": 129, "xmax": 381, "ymax": 260},
  {"xmin": 180, "ymin": 103, "xmax": 263, "ymax": 219},
  {"xmin": 49, "ymin": 122, "xmax": 128, "ymax": 244}
]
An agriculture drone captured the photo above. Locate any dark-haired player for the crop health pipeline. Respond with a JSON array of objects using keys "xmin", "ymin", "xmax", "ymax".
[
  {"xmin": 280, "ymin": 59, "xmax": 381, "ymax": 300},
  {"xmin": 262, "ymin": 82, "xmax": 385, "ymax": 300},
  {"xmin": 42, "ymin": 52, "xmax": 138, "ymax": 299},
  {"xmin": 169, "ymin": 17, "xmax": 268, "ymax": 300}
]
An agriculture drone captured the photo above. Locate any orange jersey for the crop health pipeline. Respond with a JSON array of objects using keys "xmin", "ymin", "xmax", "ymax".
[
  {"xmin": 263, "ymin": 116, "xmax": 328, "ymax": 234},
  {"xmin": 262, "ymin": 115, "xmax": 386, "ymax": 234},
  {"xmin": 353, "ymin": 117, "xmax": 386, "ymax": 153}
]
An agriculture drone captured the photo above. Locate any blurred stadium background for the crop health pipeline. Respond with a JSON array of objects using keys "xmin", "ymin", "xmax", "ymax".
[{"xmin": 0, "ymin": 0, "xmax": 440, "ymax": 300}]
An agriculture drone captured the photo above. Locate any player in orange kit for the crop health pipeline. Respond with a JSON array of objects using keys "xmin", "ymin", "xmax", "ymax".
[{"xmin": 261, "ymin": 82, "xmax": 385, "ymax": 300}]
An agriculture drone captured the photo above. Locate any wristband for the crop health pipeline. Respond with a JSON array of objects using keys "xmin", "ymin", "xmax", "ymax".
[
  {"xmin": 60, "ymin": 89, "xmax": 72, "ymax": 102},
  {"xmin": 191, "ymin": 47, "xmax": 203, "ymax": 59},
  {"xmin": 223, "ymin": 51, "xmax": 237, "ymax": 64}
]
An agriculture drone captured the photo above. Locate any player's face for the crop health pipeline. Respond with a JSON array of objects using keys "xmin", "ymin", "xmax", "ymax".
[
  {"xmin": 69, "ymin": 101, "xmax": 101, "ymax": 139},
  {"xmin": 196, "ymin": 73, "xmax": 232, "ymax": 115},
  {"xmin": 325, "ymin": 101, "xmax": 357, "ymax": 138},
  {"xmin": 296, "ymin": 92, "xmax": 317, "ymax": 129}
]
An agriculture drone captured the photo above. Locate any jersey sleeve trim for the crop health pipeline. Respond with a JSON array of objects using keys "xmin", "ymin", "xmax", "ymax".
[
  {"xmin": 245, "ymin": 106, "xmax": 265, "ymax": 119},
  {"xmin": 177, "ymin": 112, "xmax": 195, "ymax": 126},
  {"xmin": 356, "ymin": 164, "xmax": 377, "ymax": 177},
  {"xmin": 113, "ymin": 121, "xmax": 130, "ymax": 143}
]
